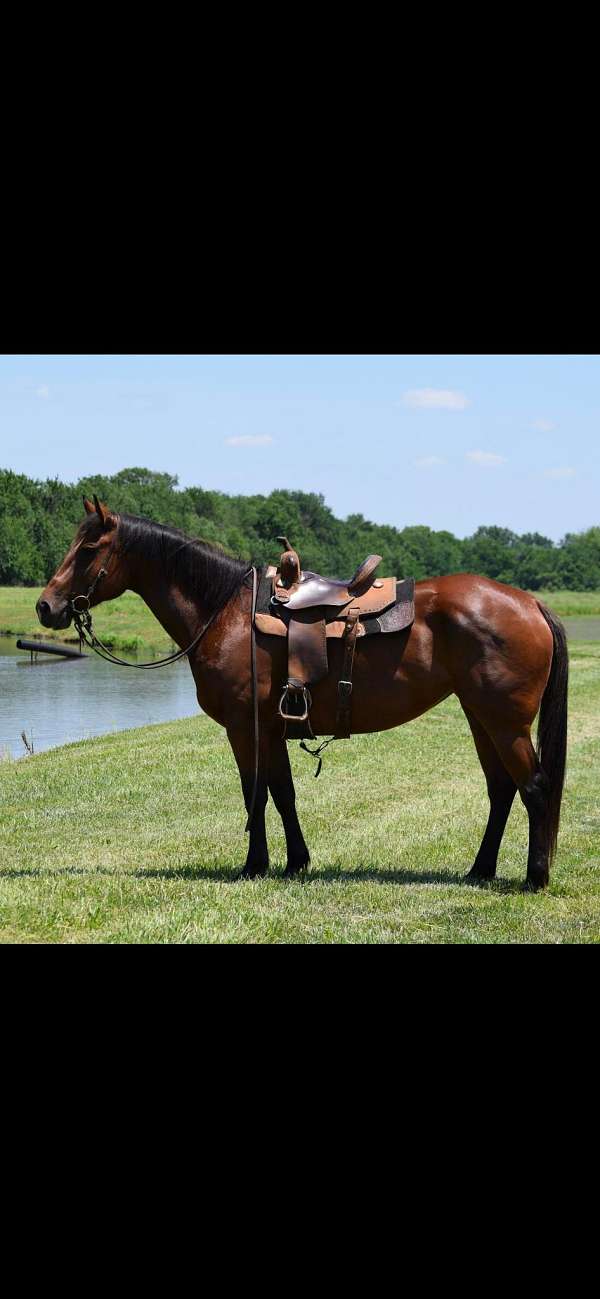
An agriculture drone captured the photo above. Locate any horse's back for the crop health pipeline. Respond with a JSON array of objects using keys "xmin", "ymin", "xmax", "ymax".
[{"xmin": 417, "ymin": 572, "xmax": 553, "ymax": 651}]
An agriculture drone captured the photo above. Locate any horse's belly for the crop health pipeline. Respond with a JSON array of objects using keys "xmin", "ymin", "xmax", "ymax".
[{"xmin": 306, "ymin": 622, "xmax": 451, "ymax": 737}]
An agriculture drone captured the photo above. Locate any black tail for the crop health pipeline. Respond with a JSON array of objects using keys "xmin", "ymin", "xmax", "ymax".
[{"xmin": 536, "ymin": 602, "xmax": 569, "ymax": 863}]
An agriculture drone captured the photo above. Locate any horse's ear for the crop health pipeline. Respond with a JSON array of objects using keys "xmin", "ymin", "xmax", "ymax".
[
  {"xmin": 83, "ymin": 497, "xmax": 95, "ymax": 515},
  {"xmin": 93, "ymin": 494, "xmax": 116, "ymax": 531}
]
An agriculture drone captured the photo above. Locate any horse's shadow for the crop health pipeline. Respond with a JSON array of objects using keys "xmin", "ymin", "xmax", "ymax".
[
  {"xmin": 133, "ymin": 863, "xmax": 523, "ymax": 892},
  {"xmin": 0, "ymin": 863, "xmax": 524, "ymax": 893}
]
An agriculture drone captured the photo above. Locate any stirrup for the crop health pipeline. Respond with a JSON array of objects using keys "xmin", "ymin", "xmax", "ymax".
[{"xmin": 278, "ymin": 682, "xmax": 312, "ymax": 723}]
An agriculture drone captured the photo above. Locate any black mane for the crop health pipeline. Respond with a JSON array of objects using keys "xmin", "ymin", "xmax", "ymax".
[{"xmin": 116, "ymin": 514, "xmax": 250, "ymax": 612}]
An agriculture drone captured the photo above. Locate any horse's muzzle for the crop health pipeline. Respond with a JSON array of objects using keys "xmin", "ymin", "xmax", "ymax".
[{"xmin": 36, "ymin": 597, "xmax": 72, "ymax": 630}]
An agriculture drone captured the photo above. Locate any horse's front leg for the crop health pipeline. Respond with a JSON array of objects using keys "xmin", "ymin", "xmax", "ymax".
[
  {"xmin": 227, "ymin": 725, "xmax": 270, "ymax": 878},
  {"xmin": 267, "ymin": 736, "xmax": 311, "ymax": 877}
]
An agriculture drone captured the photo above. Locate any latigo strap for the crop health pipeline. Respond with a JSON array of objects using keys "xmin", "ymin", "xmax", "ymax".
[{"xmin": 335, "ymin": 608, "xmax": 360, "ymax": 738}]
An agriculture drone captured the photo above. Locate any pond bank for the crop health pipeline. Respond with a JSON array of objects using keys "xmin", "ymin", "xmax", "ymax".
[
  {"xmin": 0, "ymin": 587, "xmax": 173, "ymax": 657},
  {"xmin": 0, "ymin": 635, "xmax": 198, "ymax": 759}
]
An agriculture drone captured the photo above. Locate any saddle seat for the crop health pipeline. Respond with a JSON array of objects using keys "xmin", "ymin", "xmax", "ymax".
[{"xmin": 273, "ymin": 550, "xmax": 384, "ymax": 612}]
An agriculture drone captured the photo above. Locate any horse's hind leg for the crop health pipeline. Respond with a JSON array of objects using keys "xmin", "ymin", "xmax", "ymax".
[
  {"xmin": 466, "ymin": 711, "xmax": 551, "ymax": 890},
  {"xmin": 267, "ymin": 736, "xmax": 311, "ymax": 877},
  {"xmin": 462, "ymin": 706, "xmax": 517, "ymax": 882},
  {"xmin": 492, "ymin": 729, "xmax": 551, "ymax": 891}
]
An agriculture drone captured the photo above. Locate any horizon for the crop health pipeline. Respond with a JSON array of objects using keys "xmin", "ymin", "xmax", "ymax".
[{"xmin": 1, "ymin": 354, "xmax": 598, "ymax": 542}]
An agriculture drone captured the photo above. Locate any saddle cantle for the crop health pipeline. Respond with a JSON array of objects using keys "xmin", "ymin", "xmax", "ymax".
[{"xmin": 255, "ymin": 536, "xmax": 415, "ymax": 742}]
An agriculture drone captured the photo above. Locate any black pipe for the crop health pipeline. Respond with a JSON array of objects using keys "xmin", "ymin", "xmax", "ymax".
[{"xmin": 16, "ymin": 639, "xmax": 86, "ymax": 659}]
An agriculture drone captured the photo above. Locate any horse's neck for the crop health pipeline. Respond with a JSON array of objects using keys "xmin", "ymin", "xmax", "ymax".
[{"xmin": 127, "ymin": 556, "xmax": 211, "ymax": 650}]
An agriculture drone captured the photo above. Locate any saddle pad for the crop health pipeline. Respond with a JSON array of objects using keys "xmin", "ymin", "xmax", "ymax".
[{"xmin": 362, "ymin": 578, "xmax": 415, "ymax": 634}]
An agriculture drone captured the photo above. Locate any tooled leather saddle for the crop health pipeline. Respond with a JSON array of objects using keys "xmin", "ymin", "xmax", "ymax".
[{"xmin": 255, "ymin": 536, "xmax": 415, "ymax": 741}]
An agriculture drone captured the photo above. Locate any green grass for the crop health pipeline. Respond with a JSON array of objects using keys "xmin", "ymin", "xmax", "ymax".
[
  {"xmin": 1, "ymin": 641, "xmax": 599, "ymax": 943},
  {"xmin": 533, "ymin": 590, "xmax": 600, "ymax": 616},
  {"xmin": 0, "ymin": 587, "xmax": 173, "ymax": 656}
]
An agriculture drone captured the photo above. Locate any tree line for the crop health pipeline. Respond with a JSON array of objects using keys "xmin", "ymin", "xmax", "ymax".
[{"xmin": 1, "ymin": 466, "xmax": 599, "ymax": 590}]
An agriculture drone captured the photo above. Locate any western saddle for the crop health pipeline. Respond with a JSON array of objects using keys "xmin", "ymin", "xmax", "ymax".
[{"xmin": 255, "ymin": 536, "xmax": 415, "ymax": 743}]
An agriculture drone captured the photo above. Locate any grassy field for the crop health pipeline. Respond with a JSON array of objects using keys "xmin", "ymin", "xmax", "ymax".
[
  {"xmin": 535, "ymin": 590, "xmax": 600, "ymax": 615},
  {"xmin": 2, "ymin": 586, "xmax": 600, "ymax": 657},
  {"xmin": 0, "ymin": 587, "xmax": 173, "ymax": 655},
  {"xmin": 1, "ymin": 639, "xmax": 599, "ymax": 944}
]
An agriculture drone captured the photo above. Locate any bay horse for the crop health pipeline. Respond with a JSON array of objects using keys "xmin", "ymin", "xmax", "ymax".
[{"xmin": 36, "ymin": 497, "xmax": 568, "ymax": 890}]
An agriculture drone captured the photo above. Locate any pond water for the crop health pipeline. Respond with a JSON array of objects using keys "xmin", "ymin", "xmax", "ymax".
[
  {"xmin": 0, "ymin": 636, "xmax": 199, "ymax": 759},
  {"xmin": 1, "ymin": 615, "xmax": 598, "ymax": 760},
  {"xmin": 562, "ymin": 616, "xmax": 600, "ymax": 642}
]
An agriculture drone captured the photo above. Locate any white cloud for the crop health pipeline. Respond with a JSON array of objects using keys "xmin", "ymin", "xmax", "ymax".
[
  {"xmin": 532, "ymin": 418, "xmax": 555, "ymax": 432},
  {"xmin": 544, "ymin": 466, "xmax": 576, "ymax": 479},
  {"xmin": 37, "ymin": 384, "xmax": 49, "ymax": 399},
  {"xmin": 415, "ymin": 455, "xmax": 446, "ymax": 468},
  {"xmin": 402, "ymin": 388, "xmax": 470, "ymax": 410},
  {"xmin": 466, "ymin": 449, "xmax": 506, "ymax": 467},
  {"xmin": 225, "ymin": 434, "xmax": 274, "ymax": 447}
]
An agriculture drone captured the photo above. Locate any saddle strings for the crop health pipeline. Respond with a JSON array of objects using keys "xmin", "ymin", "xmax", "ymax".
[{"xmin": 299, "ymin": 736, "xmax": 335, "ymax": 778}]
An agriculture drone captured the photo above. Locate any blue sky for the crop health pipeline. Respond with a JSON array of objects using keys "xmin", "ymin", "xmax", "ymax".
[{"xmin": 0, "ymin": 354, "xmax": 598, "ymax": 540}]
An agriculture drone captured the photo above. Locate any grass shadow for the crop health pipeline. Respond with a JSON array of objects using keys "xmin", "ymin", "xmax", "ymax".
[
  {"xmin": 132, "ymin": 863, "xmax": 525, "ymax": 891},
  {"xmin": 283, "ymin": 865, "xmax": 525, "ymax": 892},
  {"xmin": 0, "ymin": 865, "xmax": 101, "ymax": 878},
  {"xmin": 1, "ymin": 863, "xmax": 526, "ymax": 893},
  {"xmin": 133, "ymin": 866, "xmax": 245, "ymax": 882},
  {"xmin": 0, "ymin": 864, "xmax": 235, "ymax": 883},
  {"xmin": 128, "ymin": 864, "xmax": 468, "ymax": 885}
]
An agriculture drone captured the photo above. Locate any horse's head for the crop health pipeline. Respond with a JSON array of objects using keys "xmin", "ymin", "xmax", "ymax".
[{"xmin": 36, "ymin": 495, "xmax": 127, "ymax": 629}]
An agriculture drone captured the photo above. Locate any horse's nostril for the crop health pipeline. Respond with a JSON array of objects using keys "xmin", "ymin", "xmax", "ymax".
[{"xmin": 37, "ymin": 599, "xmax": 51, "ymax": 623}]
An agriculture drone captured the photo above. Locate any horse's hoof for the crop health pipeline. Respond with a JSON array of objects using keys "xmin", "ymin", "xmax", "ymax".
[
  {"xmin": 282, "ymin": 858, "xmax": 310, "ymax": 880},
  {"xmin": 465, "ymin": 865, "xmax": 495, "ymax": 885},
  {"xmin": 523, "ymin": 875, "xmax": 548, "ymax": 893},
  {"xmin": 240, "ymin": 863, "xmax": 269, "ymax": 880}
]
